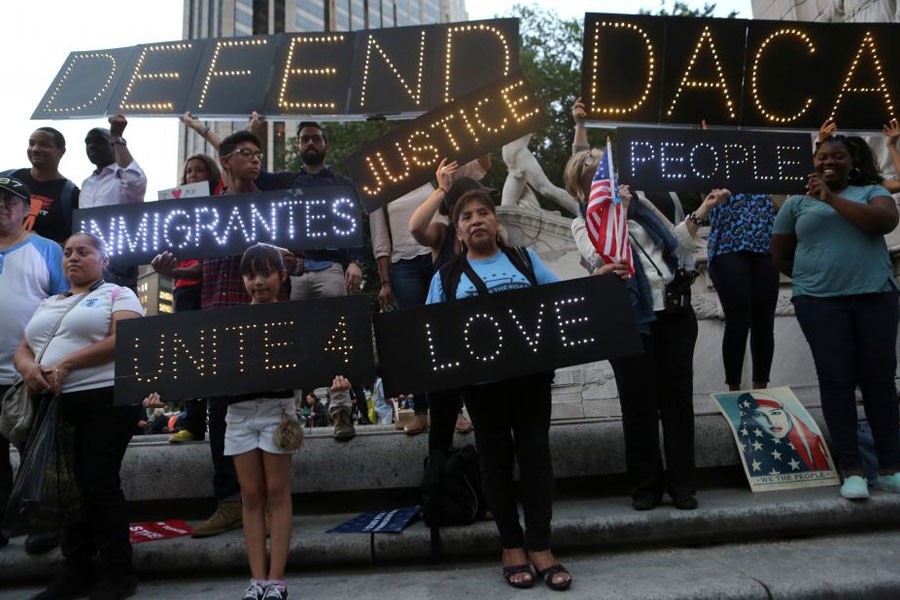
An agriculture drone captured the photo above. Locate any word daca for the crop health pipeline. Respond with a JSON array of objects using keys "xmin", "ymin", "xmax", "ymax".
[
  {"xmin": 76, "ymin": 188, "xmax": 361, "ymax": 266},
  {"xmin": 348, "ymin": 74, "xmax": 542, "ymax": 212},
  {"xmin": 35, "ymin": 19, "xmax": 518, "ymax": 119},
  {"xmin": 582, "ymin": 13, "xmax": 899, "ymax": 130}
]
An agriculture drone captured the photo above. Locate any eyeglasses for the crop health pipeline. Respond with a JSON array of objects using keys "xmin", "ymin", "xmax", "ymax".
[
  {"xmin": 226, "ymin": 148, "xmax": 263, "ymax": 160},
  {"xmin": 300, "ymin": 135, "xmax": 324, "ymax": 144}
]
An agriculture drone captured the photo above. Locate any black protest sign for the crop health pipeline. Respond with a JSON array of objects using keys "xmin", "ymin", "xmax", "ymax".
[
  {"xmin": 33, "ymin": 19, "xmax": 519, "ymax": 120},
  {"xmin": 76, "ymin": 186, "xmax": 363, "ymax": 267},
  {"xmin": 344, "ymin": 72, "xmax": 545, "ymax": 213},
  {"xmin": 614, "ymin": 127, "xmax": 811, "ymax": 194},
  {"xmin": 581, "ymin": 13, "xmax": 900, "ymax": 131},
  {"xmin": 374, "ymin": 275, "xmax": 642, "ymax": 396},
  {"xmin": 114, "ymin": 296, "xmax": 375, "ymax": 405}
]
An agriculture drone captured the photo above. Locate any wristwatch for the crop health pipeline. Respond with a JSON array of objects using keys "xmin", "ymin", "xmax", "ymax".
[
  {"xmin": 687, "ymin": 212, "xmax": 709, "ymax": 227},
  {"xmin": 112, "ymin": 137, "xmax": 127, "ymax": 146}
]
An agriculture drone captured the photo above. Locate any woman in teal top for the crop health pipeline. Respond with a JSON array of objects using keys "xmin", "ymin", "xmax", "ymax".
[{"xmin": 772, "ymin": 135, "xmax": 900, "ymax": 501}]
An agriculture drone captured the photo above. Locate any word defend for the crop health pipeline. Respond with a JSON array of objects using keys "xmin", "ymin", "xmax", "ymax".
[
  {"xmin": 345, "ymin": 72, "xmax": 544, "ymax": 213},
  {"xmin": 614, "ymin": 127, "xmax": 810, "ymax": 193},
  {"xmin": 374, "ymin": 275, "xmax": 642, "ymax": 395},
  {"xmin": 115, "ymin": 296, "xmax": 375, "ymax": 405},
  {"xmin": 581, "ymin": 13, "xmax": 899, "ymax": 131},
  {"xmin": 76, "ymin": 186, "xmax": 362, "ymax": 267},
  {"xmin": 33, "ymin": 19, "xmax": 518, "ymax": 120}
]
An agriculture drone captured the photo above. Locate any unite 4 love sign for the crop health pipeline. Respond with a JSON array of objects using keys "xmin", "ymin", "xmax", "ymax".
[
  {"xmin": 581, "ymin": 13, "xmax": 899, "ymax": 131},
  {"xmin": 33, "ymin": 19, "xmax": 518, "ymax": 119}
]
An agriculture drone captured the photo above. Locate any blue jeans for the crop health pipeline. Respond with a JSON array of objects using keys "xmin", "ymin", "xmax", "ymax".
[{"xmin": 793, "ymin": 292, "xmax": 900, "ymax": 474}]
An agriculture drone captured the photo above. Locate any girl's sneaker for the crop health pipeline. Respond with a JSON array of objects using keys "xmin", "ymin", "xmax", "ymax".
[
  {"xmin": 262, "ymin": 582, "xmax": 288, "ymax": 600},
  {"xmin": 242, "ymin": 579, "xmax": 267, "ymax": 600}
]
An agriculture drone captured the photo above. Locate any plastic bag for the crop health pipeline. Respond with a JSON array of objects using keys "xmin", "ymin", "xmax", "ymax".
[{"xmin": 1, "ymin": 395, "xmax": 81, "ymax": 538}]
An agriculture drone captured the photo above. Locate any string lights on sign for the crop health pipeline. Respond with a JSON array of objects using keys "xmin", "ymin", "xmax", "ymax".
[
  {"xmin": 666, "ymin": 26, "xmax": 736, "ymax": 120},
  {"xmin": 359, "ymin": 32, "xmax": 427, "ymax": 108},
  {"xmin": 198, "ymin": 38, "xmax": 268, "ymax": 109},
  {"xmin": 750, "ymin": 29, "xmax": 816, "ymax": 124},
  {"xmin": 43, "ymin": 52, "xmax": 118, "ymax": 114},
  {"xmin": 277, "ymin": 34, "xmax": 344, "ymax": 111},
  {"xmin": 590, "ymin": 21, "xmax": 656, "ymax": 116},
  {"xmin": 119, "ymin": 43, "xmax": 193, "ymax": 112},
  {"xmin": 829, "ymin": 31, "xmax": 895, "ymax": 121}
]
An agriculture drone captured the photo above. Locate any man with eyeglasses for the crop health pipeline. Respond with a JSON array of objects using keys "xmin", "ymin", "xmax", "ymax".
[
  {"xmin": 81, "ymin": 114, "xmax": 147, "ymax": 291},
  {"xmin": 0, "ymin": 176, "xmax": 67, "ymax": 550}
]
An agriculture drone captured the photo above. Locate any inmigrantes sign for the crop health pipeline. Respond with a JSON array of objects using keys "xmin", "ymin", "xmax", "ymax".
[
  {"xmin": 33, "ymin": 19, "xmax": 519, "ymax": 120},
  {"xmin": 76, "ymin": 186, "xmax": 362, "ymax": 266}
]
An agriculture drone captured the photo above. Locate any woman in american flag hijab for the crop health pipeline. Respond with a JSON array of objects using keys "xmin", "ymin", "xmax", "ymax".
[{"xmin": 736, "ymin": 392, "xmax": 831, "ymax": 476}]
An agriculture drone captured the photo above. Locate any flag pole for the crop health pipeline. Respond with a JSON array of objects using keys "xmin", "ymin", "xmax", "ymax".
[{"xmin": 606, "ymin": 137, "xmax": 621, "ymax": 263}]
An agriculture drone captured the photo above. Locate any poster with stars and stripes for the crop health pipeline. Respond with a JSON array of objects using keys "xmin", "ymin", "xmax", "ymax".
[{"xmin": 711, "ymin": 387, "xmax": 839, "ymax": 492}]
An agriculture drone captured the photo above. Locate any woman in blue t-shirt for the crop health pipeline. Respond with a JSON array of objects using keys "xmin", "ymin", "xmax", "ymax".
[
  {"xmin": 707, "ymin": 193, "xmax": 780, "ymax": 391},
  {"xmin": 772, "ymin": 135, "xmax": 900, "ymax": 501},
  {"xmin": 425, "ymin": 189, "xmax": 570, "ymax": 591}
]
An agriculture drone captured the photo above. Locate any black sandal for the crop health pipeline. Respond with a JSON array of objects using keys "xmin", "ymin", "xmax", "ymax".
[
  {"xmin": 535, "ymin": 563, "xmax": 572, "ymax": 591},
  {"xmin": 502, "ymin": 564, "xmax": 535, "ymax": 589}
]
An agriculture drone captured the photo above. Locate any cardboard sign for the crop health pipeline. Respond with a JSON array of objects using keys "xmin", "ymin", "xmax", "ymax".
[
  {"xmin": 614, "ymin": 127, "xmax": 811, "ymax": 193},
  {"xmin": 114, "ymin": 295, "xmax": 375, "ymax": 405},
  {"xmin": 129, "ymin": 520, "xmax": 193, "ymax": 544},
  {"xmin": 33, "ymin": 19, "xmax": 519, "ymax": 119},
  {"xmin": 326, "ymin": 506, "xmax": 420, "ymax": 534},
  {"xmin": 581, "ymin": 13, "xmax": 900, "ymax": 131},
  {"xmin": 76, "ymin": 186, "xmax": 362, "ymax": 267},
  {"xmin": 374, "ymin": 275, "xmax": 642, "ymax": 396},
  {"xmin": 345, "ymin": 72, "xmax": 545, "ymax": 213},
  {"xmin": 157, "ymin": 180, "xmax": 210, "ymax": 201}
]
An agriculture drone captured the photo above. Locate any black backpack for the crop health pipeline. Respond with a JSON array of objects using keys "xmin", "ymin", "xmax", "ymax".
[
  {"xmin": 438, "ymin": 246, "xmax": 537, "ymax": 301},
  {"xmin": 420, "ymin": 445, "xmax": 485, "ymax": 558}
]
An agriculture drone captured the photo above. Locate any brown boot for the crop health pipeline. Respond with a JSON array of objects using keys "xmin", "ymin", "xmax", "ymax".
[
  {"xmin": 332, "ymin": 408, "xmax": 356, "ymax": 441},
  {"xmin": 404, "ymin": 413, "xmax": 429, "ymax": 436},
  {"xmin": 191, "ymin": 500, "xmax": 242, "ymax": 538}
]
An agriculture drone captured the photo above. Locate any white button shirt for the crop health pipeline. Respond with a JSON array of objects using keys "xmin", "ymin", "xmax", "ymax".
[{"xmin": 80, "ymin": 160, "xmax": 147, "ymax": 208}]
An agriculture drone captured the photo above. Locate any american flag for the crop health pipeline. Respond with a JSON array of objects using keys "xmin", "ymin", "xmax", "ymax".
[{"xmin": 585, "ymin": 141, "xmax": 633, "ymax": 276}]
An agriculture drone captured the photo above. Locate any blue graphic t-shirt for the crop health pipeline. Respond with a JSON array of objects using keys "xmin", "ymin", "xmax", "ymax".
[
  {"xmin": 426, "ymin": 247, "xmax": 558, "ymax": 303},
  {"xmin": 707, "ymin": 193, "xmax": 777, "ymax": 261}
]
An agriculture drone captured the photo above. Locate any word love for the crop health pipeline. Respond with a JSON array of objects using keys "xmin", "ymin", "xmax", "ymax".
[
  {"xmin": 615, "ymin": 127, "xmax": 810, "ymax": 193},
  {"xmin": 33, "ymin": 19, "xmax": 518, "ymax": 120},
  {"xmin": 345, "ymin": 72, "xmax": 544, "ymax": 212},
  {"xmin": 77, "ymin": 186, "xmax": 362, "ymax": 267},
  {"xmin": 115, "ymin": 296, "xmax": 374, "ymax": 404},
  {"xmin": 374, "ymin": 275, "xmax": 642, "ymax": 395},
  {"xmin": 582, "ymin": 13, "xmax": 900, "ymax": 131}
]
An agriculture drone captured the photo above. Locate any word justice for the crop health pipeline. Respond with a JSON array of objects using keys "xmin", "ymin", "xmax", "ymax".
[
  {"xmin": 425, "ymin": 296, "xmax": 595, "ymax": 372},
  {"xmin": 76, "ymin": 189, "xmax": 360, "ymax": 265},
  {"xmin": 626, "ymin": 140, "xmax": 806, "ymax": 182},
  {"xmin": 347, "ymin": 73, "xmax": 542, "ymax": 212}
]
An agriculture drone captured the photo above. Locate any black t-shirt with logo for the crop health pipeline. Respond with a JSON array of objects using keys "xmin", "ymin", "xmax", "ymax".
[{"xmin": 8, "ymin": 168, "xmax": 80, "ymax": 244}]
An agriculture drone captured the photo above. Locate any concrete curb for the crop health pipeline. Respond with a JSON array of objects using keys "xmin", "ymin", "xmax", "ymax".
[{"xmin": 3, "ymin": 485, "xmax": 899, "ymax": 583}]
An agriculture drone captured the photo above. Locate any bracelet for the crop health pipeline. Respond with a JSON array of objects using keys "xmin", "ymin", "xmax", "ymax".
[
  {"xmin": 200, "ymin": 125, "xmax": 210, "ymax": 136},
  {"xmin": 687, "ymin": 212, "xmax": 709, "ymax": 227}
]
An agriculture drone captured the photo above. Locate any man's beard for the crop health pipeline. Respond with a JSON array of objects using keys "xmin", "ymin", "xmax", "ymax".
[{"xmin": 302, "ymin": 148, "xmax": 325, "ymax": 167}]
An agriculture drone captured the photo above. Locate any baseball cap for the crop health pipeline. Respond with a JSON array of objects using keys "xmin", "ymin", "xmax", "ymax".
[{"xmin": 0, "ymin": 176, "xmax": 32, "ymax": 206}]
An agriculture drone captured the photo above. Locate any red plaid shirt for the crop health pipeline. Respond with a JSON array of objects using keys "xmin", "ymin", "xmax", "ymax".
[{"xmin": 200, "ymin": 256, "xmax": 248, "ymax": 310}]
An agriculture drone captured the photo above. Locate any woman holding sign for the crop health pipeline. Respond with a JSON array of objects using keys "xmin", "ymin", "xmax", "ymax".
[
  {"xmin": 425, "ymin": 188, "xmax": 570, "ymax": 591},
  {"xmin": 772, "ymin": 134, "xmax": 900, "ymax": 501},
  {"xmin": 565, "ymin": 102, "xmax": 728, "ymax": 511},
  {"xmin": 13, "ymin": 232, "xmax": 144, "ymax": 600}
]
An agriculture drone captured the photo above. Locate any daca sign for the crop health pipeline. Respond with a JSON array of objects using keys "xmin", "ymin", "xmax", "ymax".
[
  {"xmin": 581, "ymin": 13, "xmax": 899, "ymax": 131},
  {"xmin": 76, "ymin": 186, "xmax": 362, "ymax": 266},
  {"xmin": 33, "ymin": 19, "xmax": 518, "ymax": 120}
]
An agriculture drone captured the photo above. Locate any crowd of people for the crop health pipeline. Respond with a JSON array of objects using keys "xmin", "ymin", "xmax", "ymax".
[{"xmin": 0, "ymin": 101, "xmax": 899, "ymax": 599}]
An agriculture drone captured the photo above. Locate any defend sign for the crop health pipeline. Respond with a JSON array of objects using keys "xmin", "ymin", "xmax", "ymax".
[
  {"xmin": 76, "ymin": 186, "xmax": 362, "ymax": 267},
  {"xmin": 345, "ymin": 72, "xmax": 544, "ymax": 213},
  {"xmin": 614, "ymin": 127, "xmax": 811, "ymax": 193},
  {"xmin": 374, "ymin": 275, "xmax": 642, "ymax": 396},
  {"xmin": 581, "ymin": 13, "xmax": 900, "ymax": 130},
  {"xmin": 33, "ymin": 20, "xmax": 518, "ymax": 119},
  {"xmin": 115, "ymin": 296, "xmax": 375, "ymax": 404}
]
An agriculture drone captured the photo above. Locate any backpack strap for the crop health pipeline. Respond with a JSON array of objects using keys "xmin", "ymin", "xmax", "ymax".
[
  {"xmin": 503, "ymin": 246, "xmax": 537, "ymax": 287},
  {"xmin": 439, "ymin": 246, "xmax": 537, "ymax": 301}
]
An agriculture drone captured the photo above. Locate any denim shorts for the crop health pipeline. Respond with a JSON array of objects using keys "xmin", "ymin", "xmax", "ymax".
[{"xmin": 224, "ymin": 397, "xmax": 294, "ymax": 456}]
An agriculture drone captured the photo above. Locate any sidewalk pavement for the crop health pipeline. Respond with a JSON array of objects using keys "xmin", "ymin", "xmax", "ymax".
[
  {"xmin": 3, "ymin": 529, "xmax": 900, "ymax": 599},
  {"xmin": 3, "ymin": 485, "xmax": 899, "ymax": 584}
]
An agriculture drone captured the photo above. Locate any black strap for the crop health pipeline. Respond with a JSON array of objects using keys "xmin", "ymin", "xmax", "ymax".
[
  {"xmin": 440, "ymin": 246, "xmax": 537, "ymax": 301},
  {"xmin": 628, "ymin": 233, "xmax": 664, "ymax": 279}
]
